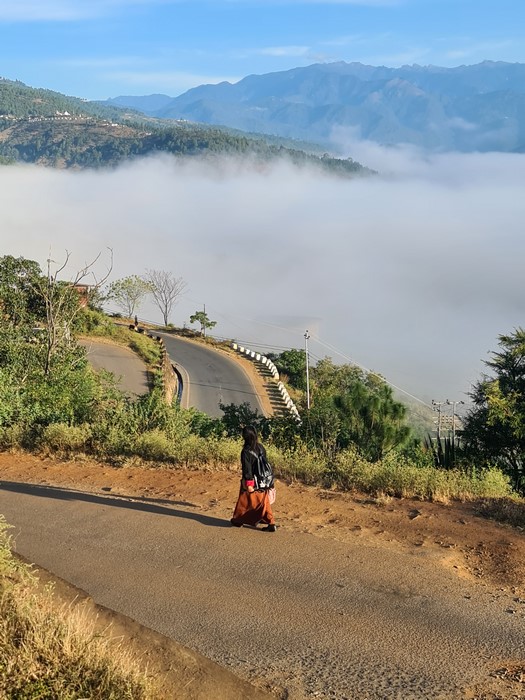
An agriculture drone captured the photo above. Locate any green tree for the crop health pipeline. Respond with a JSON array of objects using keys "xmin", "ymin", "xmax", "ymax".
[
  {"xmin": 311, "ymin": 357, "xmax": 363, "ymax": 393},
  {"xmin": 0, "ymin": 255, "xmax": 44, "ymax": 327},
  {"xmin": 0, "ymin": 251, "xmax": 114, "ymax": 431},
  {"xmin": 268, "ymin": 348, "xmax": 306, "ymax": 390},
  {"xmin": 332, "ymin": 379, "xmax": 411, "ymax": 462},
  {"xmin": 219, "ymin": 401, "xmax": 270, "ymax": 439},
  {"xmin": 303, "ymin": 359, "xmax": 412, "ymax": 461},
  {"xmin": 107, "ymin": 275, "xmax": 152, "ymax": 319},
  {"xmin": 189, "ymin": 310, "xmax": 216, "ymax": 337},
  {"xmin": 462, "ymin": 328, "xmax": 525, "ymax": 492}
]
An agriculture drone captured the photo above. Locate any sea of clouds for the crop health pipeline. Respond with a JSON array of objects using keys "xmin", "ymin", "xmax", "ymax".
[{"xmin": 1, "ymin": 144, "xmax": 524, "ymax": 406}]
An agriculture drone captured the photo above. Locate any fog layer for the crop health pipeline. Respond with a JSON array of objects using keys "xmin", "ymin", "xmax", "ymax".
[{"xmin": 1, "ymin": 148, "xmax": 523, "ymax": 404}]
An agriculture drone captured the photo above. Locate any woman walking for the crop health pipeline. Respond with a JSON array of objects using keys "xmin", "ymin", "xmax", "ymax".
[{"xmin": 230, "ymin": 425, "xmax": 276, "ymax": 532}]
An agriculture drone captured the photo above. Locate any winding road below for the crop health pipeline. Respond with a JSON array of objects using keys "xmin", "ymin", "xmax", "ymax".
[
  {"xmin": 79, "ymin": 338, "xmax": 150, "ymax": 396},
  {"xmin": 79, "ymin": 333, "xmax": 264, "ymax": 417},
  {"xmin": 158, "ymin": 332, "xmax": 265, "ymax": 417},
  {"xmin": 1, "ymin": 480, "xmax": 523, "ymax": 700}
]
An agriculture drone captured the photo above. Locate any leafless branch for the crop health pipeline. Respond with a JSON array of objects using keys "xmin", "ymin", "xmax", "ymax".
[{"xmin": 144, "ymin": 269, "xmax": 187, "ymax": 326}]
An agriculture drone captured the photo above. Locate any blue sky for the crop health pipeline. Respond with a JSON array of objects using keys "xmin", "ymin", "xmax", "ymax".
[{"xmin": 0, "ymin": 0, "xmax": 523, "ymax": 100}]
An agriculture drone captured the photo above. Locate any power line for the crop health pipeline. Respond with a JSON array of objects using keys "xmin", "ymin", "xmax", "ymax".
[
  {"xmin": 311, "ymin": 335, "xmax": 433, "ymax": 409},
  {"xmin": 125, "ymin": 300, "xmax": 436, "ymax": 411}
]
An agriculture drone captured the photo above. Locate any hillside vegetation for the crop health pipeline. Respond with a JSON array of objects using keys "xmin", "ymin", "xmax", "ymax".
[
  {"xmin": 0, "ymin": 77, "xmax": 372, "ymax": 174},
  {"xmin": 0, "ymin": 253, "xmax": 521, "ymax": 512},
  {"xmin": 0, "ymin": 77, "xmax": 139, "ymax": 121}
]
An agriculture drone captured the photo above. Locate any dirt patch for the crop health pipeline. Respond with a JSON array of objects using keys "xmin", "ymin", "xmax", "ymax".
[
  {"xmin": 1, "ymin": 450, "xmax": 524, "ymax": 698},
  {"xmin": 1, "ymin": 452, "xmax": 523, "ymax": 594}
]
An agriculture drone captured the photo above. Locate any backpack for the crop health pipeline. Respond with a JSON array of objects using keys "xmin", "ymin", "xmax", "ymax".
[{"xmin": 249, "ymin": 449, "xmax": 274, "ymax": 490}]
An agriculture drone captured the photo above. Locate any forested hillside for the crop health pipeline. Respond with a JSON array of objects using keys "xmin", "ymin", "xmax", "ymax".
[
  {"xmin": 0, "ymin": 77, "xmax": 139, "ymax": 121},
  {"xmin": 0, "ymin": 78, "xmax": 372, "ymax": 174}
]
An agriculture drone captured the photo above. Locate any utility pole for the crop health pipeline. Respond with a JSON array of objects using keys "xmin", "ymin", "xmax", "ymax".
[
  {"xmin": 446, "ymin": 399, "xmax": 465, "ymax": 444},
  {"xmin": 304, "ymin": 330, "xmax": 311, "ymax": 410},
  {"xmin": 431, "ymin": 400, "xmax": 446, "ymax": 440},
  {"xmin": 203, "ymin": 303, "xmax": 206, "ymax": 338}
]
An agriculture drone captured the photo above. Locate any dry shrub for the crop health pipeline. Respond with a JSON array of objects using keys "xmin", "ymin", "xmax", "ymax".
[
  {"xmin": 134, "ymin": 429, "xmax": 175, "ymax": 462},
  {"xmin": 0, "ymin": 516, "xmax": 158, "ymax": 699},
  {"xmin": 172, "ymin": 434, "xmax": 225, "ymax": 467},
  {"xmin": 40, "ymin": 422, "xmax": 92, "ymax": 454},
  {"xmin": 270, "ymin": 444, "xmax": 325, "ymax": 485},
  {"xmin": 474, "ymin": 496, "xmax": 525, "ymax": 528},
  {"xmin": 292, "ymin": 450, "xmax": 513, "ymax": 502},
  {"xmin": 201, "ymin": 437, "xmax": 240, "ymax": 468},
  {"xmin": 0, "ymin": 425, "xmax": 27, "ymax": 450}
]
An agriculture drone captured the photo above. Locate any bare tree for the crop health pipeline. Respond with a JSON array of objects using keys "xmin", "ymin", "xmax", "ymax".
[
  {"xmin": 144, "ymin": 269, "xmax": 187, "ymax": 327},
  {"xmin": 34, "ymin": 249, "xmax": 113, "ymax": 374}
]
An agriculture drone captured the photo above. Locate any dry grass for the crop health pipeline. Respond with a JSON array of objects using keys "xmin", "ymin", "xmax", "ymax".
[
  {"xmin": 28, "ymin": 422, "xmax": 517, "ymax": 504},
  {"xmin": 268, "ymin": 446, "xmax": 513, "ymax": 503},
  {"xmin": 0, "ymin": 517, "xmax": 161, "ymax": 700},
  {"xmin": 474, "ymin": 496, "xmax": 525, "ymax": 528}
]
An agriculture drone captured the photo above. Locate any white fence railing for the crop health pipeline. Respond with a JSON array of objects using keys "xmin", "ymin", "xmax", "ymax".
[{"xmin": 231, "ymin": 343, "xmax": 301, "ymax": 422}]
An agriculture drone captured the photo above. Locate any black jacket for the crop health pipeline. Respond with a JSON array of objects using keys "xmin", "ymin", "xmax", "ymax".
[{"xmin": 240, "ymin": 443, "xmax": 267, "ymax": 482}]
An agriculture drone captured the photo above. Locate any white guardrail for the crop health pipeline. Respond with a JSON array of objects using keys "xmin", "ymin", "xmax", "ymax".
[{"xmin": 231, "ymin": 343, "xmax": 301, "ymax": 422}]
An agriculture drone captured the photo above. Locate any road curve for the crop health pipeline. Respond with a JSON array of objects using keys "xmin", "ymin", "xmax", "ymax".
[
  {"xmin": 79, "ymin": 339, "xmax": 149, "ymax": 396},
  {"xmin": 158, "ymin": 333, "xmax": 264, "ymax": 418},
  {"xmin": 1, "ymin": 482, "xmax": 523, "ymax": 700}
]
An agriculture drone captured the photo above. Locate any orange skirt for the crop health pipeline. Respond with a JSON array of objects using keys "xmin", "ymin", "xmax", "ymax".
[{"xmin": 231, "ymin": 485, "xmax": 275, "ymax": 527}]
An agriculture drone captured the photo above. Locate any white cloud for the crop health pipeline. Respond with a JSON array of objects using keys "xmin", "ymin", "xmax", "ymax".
[
  {"xmin": 0, "ymin": 1, "xmax": 81, "ymax": 21},
  {"xmin": 1, "ymin": 148, "xmax": 523, "ymax": 406},
  {"xmin": 0, "ymin": 0, "xmax": 169, "ymax": 22},
  {"xmin": 444, "ymin": 39, "xmax": 515, "ymax": 62},
  {"xmin": 256, "ymin": 46, "xmax": 311, "ymax": 58},
  {"xmin": 103, "ymin": 70, "xmax": 240, "ymax": 95},
  {"xmin": 446, "ymin": 117, "xmax": 477, "ymax": 132},
  {"xmin": 53, "ymin": 56, "xmax": 151, "ymax": 69},
  {"xmin": 0, "ymin": 0, "xmax": 402, "ymax": 21}
]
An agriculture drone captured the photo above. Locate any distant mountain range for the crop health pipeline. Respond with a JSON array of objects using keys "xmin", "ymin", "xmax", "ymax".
[{"xmin": 104, "ymin": 61, "xmax": 525, "ymax": 153}]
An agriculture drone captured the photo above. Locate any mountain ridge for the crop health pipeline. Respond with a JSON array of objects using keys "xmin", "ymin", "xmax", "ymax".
[{"xmin": 103, "ymin": 60, "xmax": 525, "ymax": 153}]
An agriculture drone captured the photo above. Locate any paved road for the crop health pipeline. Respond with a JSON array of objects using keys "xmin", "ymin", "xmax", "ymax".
[
  {"xmin": 79, "ymin": 339, "xmax": 149, "ymax": 396},
  {"xmin": 1, "ymin": 481, "xmax": 523, "ymax": 700},
  {"xmin": 158, "ymin": 333, "xmax": 264, "ymax": 418}
]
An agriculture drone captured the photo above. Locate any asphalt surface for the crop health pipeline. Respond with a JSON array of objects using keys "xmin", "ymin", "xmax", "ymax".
[
  {"xmin": 1, "ymin": 481, "xmax": 523, "ymax": 700},
  {"xmin": 79, "ymin": 339, "xmax": 150, "ymax": 396},
  {"xmin": 158, "ymin": 333, "xmax": 264, "ymax": 417}
]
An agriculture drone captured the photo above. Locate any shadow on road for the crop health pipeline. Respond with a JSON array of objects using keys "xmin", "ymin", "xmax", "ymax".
[
  {"xmin": 189, "ymin": 381, "xmax": 259, "ymax": 398},
  {"xmin": 0, "ymin": 481, "xmax": 232, "ymax": 529}
]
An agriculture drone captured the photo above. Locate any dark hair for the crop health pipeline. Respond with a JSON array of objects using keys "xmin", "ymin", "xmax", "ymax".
[{"xmin": 242, "ymin": 425, "xmax": 258, "ymax": 450}]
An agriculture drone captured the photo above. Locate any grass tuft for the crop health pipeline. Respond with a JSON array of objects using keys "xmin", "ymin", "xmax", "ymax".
[
  {"xmin": 40, "ymin": 422, "xmax": 92, "ymax": 455},
  {"xmin": 474, "ymin": 496, "xmax": 525, "ymax": 528},
  {"xmin": 0, "ymin": 516, "xmax": 160, "ymax": 699}
]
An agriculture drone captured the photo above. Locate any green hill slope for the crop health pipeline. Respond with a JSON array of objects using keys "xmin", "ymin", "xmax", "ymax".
[
  {"xmin": 0, "ymin": 77, "xmax": 139, "ymax": 121},
  {"xmin": 0, "ymin": 78, "xmax": 373, "ymax": 175}
]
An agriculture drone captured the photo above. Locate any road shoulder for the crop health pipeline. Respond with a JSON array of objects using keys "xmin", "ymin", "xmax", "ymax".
[{"xmin": 24, "ymin": 556, "xmax": 276, "ymax": 700}]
